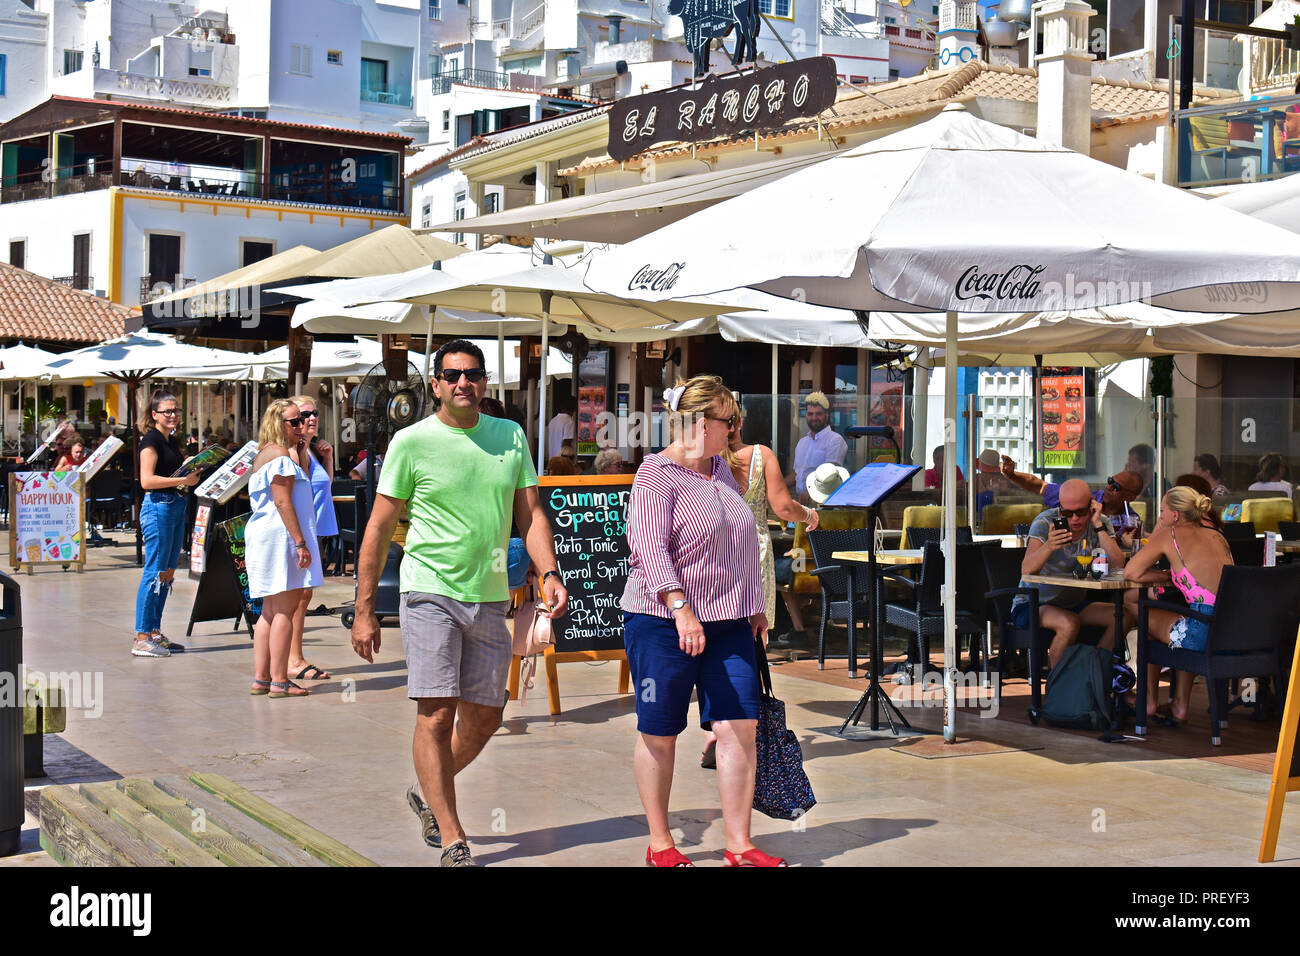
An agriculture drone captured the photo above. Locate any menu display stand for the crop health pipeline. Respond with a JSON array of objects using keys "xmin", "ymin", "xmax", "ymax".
[{"xmin": 820, "ymin": 462, "xmax": 922, "ymax": 736}]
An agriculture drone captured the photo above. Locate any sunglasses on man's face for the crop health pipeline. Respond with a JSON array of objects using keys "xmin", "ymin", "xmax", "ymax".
[
  {"xmin": 1058, "ymin": 506, "xmax": 1092, "ymax": 519},
  {"xmin": 1107, "ymin": 477, "xmax": 1137, "ymax": 498},
  {"xmin": 435, "ymin": 367, "xmax": 487, "ymax": 384}
]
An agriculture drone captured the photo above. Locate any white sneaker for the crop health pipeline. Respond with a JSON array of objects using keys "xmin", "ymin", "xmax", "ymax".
[{"xmin": 131, "ymin": 636, "xmax": 170, "ymax": 658}]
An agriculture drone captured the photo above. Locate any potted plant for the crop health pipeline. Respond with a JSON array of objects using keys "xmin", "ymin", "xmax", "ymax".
[{"xmin": 1286, "ymin": 14, "xmax": 1300, "ymax": 51}]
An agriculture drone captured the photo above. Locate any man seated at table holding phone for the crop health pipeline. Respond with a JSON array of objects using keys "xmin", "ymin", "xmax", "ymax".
[
  {"xmin": 1013, "ymin": 479, "xmax": 1131, "ymax": 668},
  {"xmin": 1000, "ymin": 457, "xmax": 1145, "ymax": 546}
]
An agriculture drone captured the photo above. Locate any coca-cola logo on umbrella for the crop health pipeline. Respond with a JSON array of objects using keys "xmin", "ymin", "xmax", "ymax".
[
  {"xmin": 629, "ymin": 263, "xmax": 685, "ymax": 293},
  {"xmin": 955, "ymin": 264, "xmax": 1046, "ymax": 302}
]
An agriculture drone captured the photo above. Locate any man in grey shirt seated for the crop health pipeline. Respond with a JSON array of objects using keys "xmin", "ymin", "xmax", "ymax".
[{"xmin": 1011, "ymin": 478, "xmax": 1130, "ymax": 668}]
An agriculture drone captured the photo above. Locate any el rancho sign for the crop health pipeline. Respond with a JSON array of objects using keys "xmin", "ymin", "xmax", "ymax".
[{"xmin": 607, "ymin": 56, "xmax": 837, "ymax": 163}]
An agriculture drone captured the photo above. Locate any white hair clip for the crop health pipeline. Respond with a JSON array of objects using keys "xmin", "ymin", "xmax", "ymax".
[{"xmin": 664, "ymin": 385, "xmax": 685, "ymax": 411}]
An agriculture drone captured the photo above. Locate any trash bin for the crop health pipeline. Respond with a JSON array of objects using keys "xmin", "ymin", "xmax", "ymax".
[{"xmin": 0, "ymin": 569, "xmax": 22, "ymax": 857}]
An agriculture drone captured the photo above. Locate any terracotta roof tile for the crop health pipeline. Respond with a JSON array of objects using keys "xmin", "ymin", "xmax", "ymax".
[
  {"xmin": 0, "ymin": 264, "xmax": 131, "ymax": 345},
  {"xmin": 559, "ymin": 61, "xmax": 1238, "ymax": 175}
]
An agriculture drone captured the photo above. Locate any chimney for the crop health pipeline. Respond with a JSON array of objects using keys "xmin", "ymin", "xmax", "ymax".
[
  {"xmin": 608, "ymin": 14, "xmax": 625, "ymax": 45},
  {"xmin": 1033, "ymin": 0, "xmax": 1094, "ymax": 154}
]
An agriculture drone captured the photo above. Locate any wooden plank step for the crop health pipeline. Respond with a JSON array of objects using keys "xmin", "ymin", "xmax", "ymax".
[
  {"xmin": 39, "ymin": 786, "xmax": 171, "ymax": 867},
  {"xmin": 189, "ymin": 772, "xmax": 378, "ymax": 867},
  {"xmin": 115, "ymin": 778, "xmax": 277, "ymax": 868},
  {"xmin": 79, "ymin": 782, "xmax": 225, "ymax": 867},
  {"xmin": 152, "ymin": 776, "xmax": 326, "ymax": 868}
]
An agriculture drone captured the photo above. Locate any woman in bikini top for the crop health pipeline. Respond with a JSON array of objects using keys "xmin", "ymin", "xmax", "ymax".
[{"xmin": 1124, "ymin": 486, "xmax": 1233, "ymax": 724}]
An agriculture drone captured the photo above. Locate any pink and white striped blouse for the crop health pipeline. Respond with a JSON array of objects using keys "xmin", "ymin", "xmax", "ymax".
[{"xmin": 620, "ymin": 453, "xmax": 763, "ymax": 622}]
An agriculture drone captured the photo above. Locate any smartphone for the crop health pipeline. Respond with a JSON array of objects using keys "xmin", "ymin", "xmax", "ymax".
[{"xmin": 1051, "ymin": 515, "xmax": 1069, "ymax": 532}]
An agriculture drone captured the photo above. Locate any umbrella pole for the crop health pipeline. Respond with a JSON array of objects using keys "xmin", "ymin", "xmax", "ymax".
[
  {"xmin": 331, "ymin": 377, "xmax": 341, "ymax": 468},
  {"xmin": 538, "ymin": 293, "xmax": 551, "ymax": 474},
  {"xmin": 770, "ymin": 343, "xmax": 778, "ymax": 452},
  {"xmin": 498, "ymin": 324, "xmax": 506, "ymax": 401},
  {"xmin": 423, "ymin": 307, "xmax": 434, "ymax": 386},
  {"xmin": 943, "ymin": 311, "xmax": 958, "ymax": 744}
]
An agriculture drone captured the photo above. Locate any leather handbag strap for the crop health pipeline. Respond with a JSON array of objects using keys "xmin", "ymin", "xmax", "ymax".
[{"xmin": 754, "ymin": 634, "xmax": 775, "ymax": 698}]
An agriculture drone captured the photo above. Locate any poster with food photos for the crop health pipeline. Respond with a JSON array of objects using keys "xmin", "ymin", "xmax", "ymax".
[
  {"xmin": 1037, "ymin": 368, "xmax": 1086, "ymax": 471},
  {"xmin": 8, "ymin": 471, "xmax": 85, "ymax": 570}
]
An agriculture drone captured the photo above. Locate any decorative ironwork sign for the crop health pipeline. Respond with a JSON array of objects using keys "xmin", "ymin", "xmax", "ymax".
[
  {"xmin": 606, "ymin": 56, "xmax": 837, "ymax": 163},
  {"xmin": 670, "ymin": 0, "xmax": 760, "ymax": 78}
]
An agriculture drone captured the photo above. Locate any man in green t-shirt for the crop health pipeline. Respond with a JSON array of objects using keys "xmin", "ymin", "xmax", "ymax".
[{"xmin": 352, "ymin": 339, "xmax": 568, "ymax": 867}]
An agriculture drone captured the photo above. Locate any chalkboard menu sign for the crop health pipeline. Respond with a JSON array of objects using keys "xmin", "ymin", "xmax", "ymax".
[
  {"xmin": 218, "ymin": 513, "xmax": 263, "ymax": 622},
  {"xmin": 538, "ymin": 475, "xmax": 632, "ymax": 653}
]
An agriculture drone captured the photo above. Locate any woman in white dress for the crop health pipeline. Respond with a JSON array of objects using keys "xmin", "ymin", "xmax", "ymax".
[{"xmin": 246, "ymin": 399, "xmax": 324, "ymax": 698}]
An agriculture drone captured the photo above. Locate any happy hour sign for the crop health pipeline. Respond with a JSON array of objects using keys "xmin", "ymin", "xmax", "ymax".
[{"xmin": 9, "ymin": 471, "xmax": 85, "ymax": 568}]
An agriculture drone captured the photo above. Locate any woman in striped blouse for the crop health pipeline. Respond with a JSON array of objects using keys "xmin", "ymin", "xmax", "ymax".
[{"xmin": 621, "ymin": 375, "xmax": 784, "ymax": 867}]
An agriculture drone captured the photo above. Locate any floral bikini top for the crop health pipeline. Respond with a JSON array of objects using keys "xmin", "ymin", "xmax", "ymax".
[{"xmin": 1170, "ymin": 531, "xmax": 1216, "ymax": 606}]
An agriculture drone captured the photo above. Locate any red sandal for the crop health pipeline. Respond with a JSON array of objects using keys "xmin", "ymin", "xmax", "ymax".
[
  {"xmin": 724, "ymin": 847, "xmax": 788, "ymax": 867},
  {"xmin": 646, "ymin": 845, "xmax": 694, "ymax": 867}
]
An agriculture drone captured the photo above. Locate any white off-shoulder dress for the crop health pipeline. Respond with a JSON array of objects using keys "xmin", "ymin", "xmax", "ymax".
[{"xmin": 245, "ymin": 455, "xmax": 323, "ymax": 599}]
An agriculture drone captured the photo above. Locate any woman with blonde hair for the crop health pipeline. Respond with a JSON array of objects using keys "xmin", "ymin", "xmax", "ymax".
[
  {"xmin": 1124, "ymin": 485, "xmax": 1234, "ymax": 725},
  {"xmin": 245, "ymin": 399, "xmax": 323, "ymax": 698},
  {"xmin": 620, "ymin": 375, "xmax": 783, "ymax": 866},
  {"xmin": 286, "ymin": 394, "xmax": 337, "ymax": 681},
  {"xmin": 694, "ymin": 402, "xmax": 820, "ymax": 768}
]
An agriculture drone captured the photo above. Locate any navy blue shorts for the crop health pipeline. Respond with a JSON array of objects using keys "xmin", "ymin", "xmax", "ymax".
[
  {"xmin": 622, "ymin": 612, "xmax": 761, "ymax": 737},
  {"xmin": 1011, "ymin": 599, "xmax": 1090, "ymax": 630}
]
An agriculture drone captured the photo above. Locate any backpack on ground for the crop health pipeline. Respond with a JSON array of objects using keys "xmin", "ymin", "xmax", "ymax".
[{"xmin": 1038, "ymin": 644, "xmax": 1114, "ymax": 730}]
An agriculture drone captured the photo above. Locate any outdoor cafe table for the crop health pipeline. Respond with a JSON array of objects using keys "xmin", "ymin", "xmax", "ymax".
[{"xmin": 1020, "ymin": 570, "xmax": 1146, "ymax": 651}]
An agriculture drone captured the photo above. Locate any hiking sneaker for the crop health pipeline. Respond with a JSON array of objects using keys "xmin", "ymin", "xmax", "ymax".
[
  {"xmin": 406, "ymin": 785, "xmax": 441, "ymax": 848},
  {"xmin": 131, "ymin": 636, "xmax": 170, "ymax": 658},
  {"xmin": 440, "ymin": 841, "xmax": 476, "ymax": 867},
  {"xmin": 154, "ymin": 633, "xmax": 185, "ymax": 653}
]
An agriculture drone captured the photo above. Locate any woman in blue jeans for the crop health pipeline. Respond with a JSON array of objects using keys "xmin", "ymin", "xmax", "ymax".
[{"xmin": 133, "ymin": 390, "xmax": 201, "ymax": 657}]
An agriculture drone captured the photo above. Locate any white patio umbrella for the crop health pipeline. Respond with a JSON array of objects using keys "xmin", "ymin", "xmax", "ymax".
[
  {"xmin": 290, "ymin": 259, "xmax": 749, "ymax": 468},
  {"xmin": 584, "ymin": 103, "xmax": 1300, "ymax": 743},
  {"xmin": 43, "ymin": 331, "xmax": 265, "ymax": 563},
  {"xmin": 0, "ymin": 343, "xmax": 61, "ymax": 448}
]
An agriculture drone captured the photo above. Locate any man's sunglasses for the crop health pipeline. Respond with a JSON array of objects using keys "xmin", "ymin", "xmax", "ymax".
[
  {"xmin": 1106, "ymin": 476, "xmax": 1137, "ymax": 497},
  {"xmin": 435, "ymin": 367, "xmax": 487, "ymax": 384},
  {"xmin": 1058, "ymin": 506, "xmax": 1092, "ymax": 518}
]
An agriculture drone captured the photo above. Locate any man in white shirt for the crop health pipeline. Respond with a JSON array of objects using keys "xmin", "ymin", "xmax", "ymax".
[
  {"xmin": 786, "ymin": 391, "xmax": 848, "ymax": 502},
  {"xmin": 547, "ymin": 394, "xmax": 576, "ymax": 461}
]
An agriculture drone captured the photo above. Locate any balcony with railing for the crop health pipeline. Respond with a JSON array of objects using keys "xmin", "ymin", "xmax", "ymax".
[
  {"xmin": 360, "ymin": 83, "xmax": 414, "ymax": 108},
  {"xmin": 429, "ymin": 68, "xmax": 543, "ymax": 95},
  {"xmin": 1176, "ymin": 93, "xmax": 1300, "ymax": 189},
  {"xmin": 140, "ymin": 276, "xmax": 197, "ymax": 304},
  {"xmin": 54, "ymin": 275, "xmax": 93, "ymax": 292},
  {"xmin": 0, "ymin": 164, "xmax": 114, "ymax": 203}
]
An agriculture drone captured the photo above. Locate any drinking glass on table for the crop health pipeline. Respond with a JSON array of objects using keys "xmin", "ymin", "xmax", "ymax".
[{"xmin": 1074, "ymin": 540, "xmax": 1093, "ymax": 579}]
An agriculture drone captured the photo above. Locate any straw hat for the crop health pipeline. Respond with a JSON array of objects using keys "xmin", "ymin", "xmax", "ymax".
[{"xmin": 807, "ymin": 462, "xmax": 850, "ymax": 503}]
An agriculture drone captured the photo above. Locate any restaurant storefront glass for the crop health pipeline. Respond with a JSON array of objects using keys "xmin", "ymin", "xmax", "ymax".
[{"xmin": 720, "ymin": 389, "xmax": 1299, "ymax": 537}]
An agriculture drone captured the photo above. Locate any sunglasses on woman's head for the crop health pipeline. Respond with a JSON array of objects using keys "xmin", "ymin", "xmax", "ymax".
[{"xmin": 435, "ymin": 367, "xmax": 487, "ymax": 384}]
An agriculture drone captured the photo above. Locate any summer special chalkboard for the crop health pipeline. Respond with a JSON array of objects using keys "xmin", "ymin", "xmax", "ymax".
[{"xmin": 539, "ymin": 476, "xmax": 632, "ymax": 653}]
